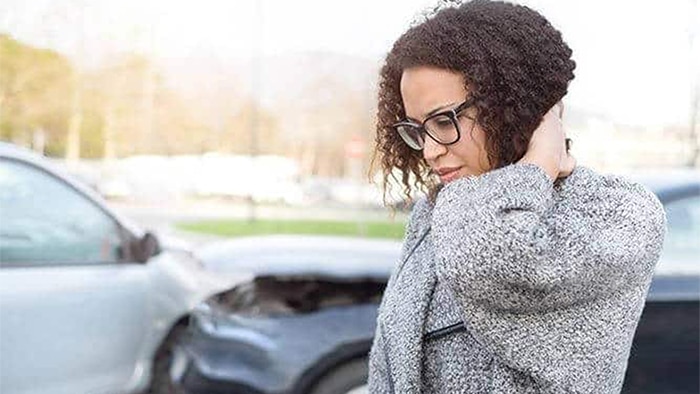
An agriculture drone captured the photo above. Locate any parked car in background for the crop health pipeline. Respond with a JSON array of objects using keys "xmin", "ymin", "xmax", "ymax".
[
  {"xmin": 169, "ymin": 171, "xmax": 699, "ymax": 394},
  {"xmin": 622, "ymin": 170, "xmax": 700, "ymax": 394},
  {"xmin": 0, "ymin": 143, "xmax": 247, "ymax": 394}
]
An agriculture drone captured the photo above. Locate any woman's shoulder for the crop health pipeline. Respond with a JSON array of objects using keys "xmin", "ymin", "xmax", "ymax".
[{"xmin": 406, "ymin": 196, "xmax": 433, "ymax": 229}]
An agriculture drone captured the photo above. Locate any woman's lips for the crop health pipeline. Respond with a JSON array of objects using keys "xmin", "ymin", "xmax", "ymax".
[{"xmin": 437, "ymin": 167, "xmax": 462, "ymax": 183}]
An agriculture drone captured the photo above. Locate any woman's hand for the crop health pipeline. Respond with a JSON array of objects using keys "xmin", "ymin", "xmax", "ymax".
[{"xmin": 518, "ymin": 102, "xmax": 576, "ymax": 181}]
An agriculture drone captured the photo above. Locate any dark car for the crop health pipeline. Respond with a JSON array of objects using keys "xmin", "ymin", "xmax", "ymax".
[
  {"xmin": 168, "ymin": 172, "xmax": 700, "ymax": 394},
  {"xmin": 621, "ymin": 171, "xmax": 700, "ymax": 394}
]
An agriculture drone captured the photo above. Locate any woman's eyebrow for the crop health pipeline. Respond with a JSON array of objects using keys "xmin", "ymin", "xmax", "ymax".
[
  {"xmin": 424, "ymin": 102, "xmax": 457, "ymax": 118},
  {"xmin": 404, "ymin": 102, "xmax": 457, "ymax": 123}
]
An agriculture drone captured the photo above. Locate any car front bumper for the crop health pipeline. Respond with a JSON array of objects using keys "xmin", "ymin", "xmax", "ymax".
[{"xmin": 172, "ymin": 303, "xmax": 378, "ymax": 394}]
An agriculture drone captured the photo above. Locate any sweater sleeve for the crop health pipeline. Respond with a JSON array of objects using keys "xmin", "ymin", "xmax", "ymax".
[
  {"xmin": 431, "ymin": 163, "xmax": 667, "ymax": 313},
  {"xmin": 367, "ymin": 326, "xmax": 392, "ymax": 394}
]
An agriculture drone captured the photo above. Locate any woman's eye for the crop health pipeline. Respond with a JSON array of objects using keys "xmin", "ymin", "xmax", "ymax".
[{"xmin": 434, "ymin": 117, "xmax": 451, "ymax": 126}]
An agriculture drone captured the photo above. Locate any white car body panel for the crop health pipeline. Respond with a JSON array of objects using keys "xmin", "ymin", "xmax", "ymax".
[
  {"xmin": 1, "ymin": 264, "xmax": 150, "ymax": 394},
  {"xmin": 0, "ymin": 245, "xmax": 251, "ymax": 394},
  {"xmin": 0, "ymin": 252, "xmax": 247, "ymax": 394}
]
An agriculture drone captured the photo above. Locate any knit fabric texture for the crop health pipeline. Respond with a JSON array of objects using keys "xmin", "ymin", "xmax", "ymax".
[{"xmin": 368, "ymin": 163, "xmax": 667, "ymax": 394}]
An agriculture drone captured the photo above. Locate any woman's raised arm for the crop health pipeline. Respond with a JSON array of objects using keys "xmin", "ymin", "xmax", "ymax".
[{"xmin": 431, "ymin": 162, "xmax": 666, "ymax": 313}]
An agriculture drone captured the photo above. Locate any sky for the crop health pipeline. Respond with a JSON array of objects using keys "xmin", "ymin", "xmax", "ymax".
[{"xmin": 1, "ymin": 0, "xmax": 698, "ymax": 128}]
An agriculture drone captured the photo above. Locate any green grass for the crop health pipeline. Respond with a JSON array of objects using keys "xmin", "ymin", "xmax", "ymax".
[{"xmin": 176, "ymin": 219, "xmax": 407, "ymax": 239}]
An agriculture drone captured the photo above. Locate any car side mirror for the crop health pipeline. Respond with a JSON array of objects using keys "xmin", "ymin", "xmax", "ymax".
[{"xmin": 132, "ymin": 232, "xmax": 161, "ymax": 263}]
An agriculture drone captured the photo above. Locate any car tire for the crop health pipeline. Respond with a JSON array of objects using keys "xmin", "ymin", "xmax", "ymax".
[
  {"xmin": 310, "ymin": 357, "xmax": 369, "ymax": 394},
  {"xmin": 148, "ymin": 322, "xmax": 187, "ymax": 394}
]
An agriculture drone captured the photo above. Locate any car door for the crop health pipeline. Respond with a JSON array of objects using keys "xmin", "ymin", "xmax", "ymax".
[{"xmin": 0, "ymin": 157, "xmax": 151, "ymax": 394}]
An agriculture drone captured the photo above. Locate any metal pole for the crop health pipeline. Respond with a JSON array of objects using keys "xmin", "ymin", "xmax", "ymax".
[
  {"xmin": 247, "ymin": 0, "xmax": 263, "ymax": 222},
  {"xmin": 688, "ymin": 0, "xmax": 699, "ymax": 167}
]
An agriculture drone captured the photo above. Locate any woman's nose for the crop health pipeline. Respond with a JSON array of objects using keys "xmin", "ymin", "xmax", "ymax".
[{"xmin": 422, "ymin": 135, "xmax": 447, "ymax": 162}]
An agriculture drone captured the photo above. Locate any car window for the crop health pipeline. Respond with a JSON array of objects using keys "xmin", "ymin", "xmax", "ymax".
[
  {"xmin": 0, "ymin": 159, "xmax": 123, "ymax": 267},
  {"xmin": 661, "ymin": 194, "xmax": 700, "ymax": 270}
]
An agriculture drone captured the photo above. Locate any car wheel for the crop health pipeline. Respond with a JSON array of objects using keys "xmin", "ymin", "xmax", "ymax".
[
  {"xmin": 148, "ymin": 322, "xmax": 187, "ymax": 394},
  {"xmin": 310, "ymin": 357, "xmax": 369, "ymax": 394}
]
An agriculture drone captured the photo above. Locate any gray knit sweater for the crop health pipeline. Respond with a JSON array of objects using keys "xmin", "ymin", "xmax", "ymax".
[{"xmin": 368, "ymin": 163, "xmax": 667, "ymax": 394}]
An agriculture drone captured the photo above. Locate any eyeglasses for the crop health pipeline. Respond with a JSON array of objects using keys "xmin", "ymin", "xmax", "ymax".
[{"xmin": 392, "ymin": 99, "xmax": 476, "ymax": 151}]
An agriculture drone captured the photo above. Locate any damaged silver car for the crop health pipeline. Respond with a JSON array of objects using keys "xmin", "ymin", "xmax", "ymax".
[{"xmin": 165, "ymin": 236, "xmax": 401, "ymax": 394}]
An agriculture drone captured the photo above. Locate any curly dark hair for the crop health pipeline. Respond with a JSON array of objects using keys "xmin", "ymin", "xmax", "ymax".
[{"xmin": 372, "ymin": 0, "xmax": 576, "ymax": 204}]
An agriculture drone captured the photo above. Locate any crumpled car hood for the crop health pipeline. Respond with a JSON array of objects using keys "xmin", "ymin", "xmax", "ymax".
[{"xmin": 195, "ymin": 235, "xmax": 401, "ymax": 279}]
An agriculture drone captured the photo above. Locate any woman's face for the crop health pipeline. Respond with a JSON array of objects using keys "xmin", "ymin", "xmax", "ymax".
[{"xmin": 400, "ymin": 66, "xmax": 491, "ymax": 183}]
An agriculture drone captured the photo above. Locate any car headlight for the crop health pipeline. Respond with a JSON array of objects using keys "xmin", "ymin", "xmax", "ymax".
[{"xmin": 191, "ymin": 300, "xmax": 223, "ymax": 331}]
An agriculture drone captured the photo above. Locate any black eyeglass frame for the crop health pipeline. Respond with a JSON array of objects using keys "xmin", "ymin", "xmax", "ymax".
[{"xmin": 392, "ymin": 99, "xmax": 477, "ymax": 150}]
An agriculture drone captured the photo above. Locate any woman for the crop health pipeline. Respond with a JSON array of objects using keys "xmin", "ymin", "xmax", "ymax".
[{"xmin": 368, "ymin": 1, "xmax": 667, "ymax": 393}]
